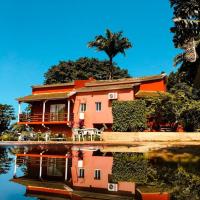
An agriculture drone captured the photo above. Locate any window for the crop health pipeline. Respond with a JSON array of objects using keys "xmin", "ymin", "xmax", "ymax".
[
  {"xmin": 94, "ymin": 169, "xmax": 101, "ymax": 180},
  {"xmin": 95, "ymin": 102, "xmax": 102, "ymax": 112},
  {"xmin": 78, "ymin": 168, "xmax": 84, "ymax": 178},
  {"xmin": 80, "ymin": 103, "xmax": 86, "ymax": 112},
  {"xmin": 50, "ymin": 104, "xmax": 65, "ymax": 121}
]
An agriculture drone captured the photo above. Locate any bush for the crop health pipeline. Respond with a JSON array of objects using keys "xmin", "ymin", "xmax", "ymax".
[
  {"xmin": 112, "ymin": 100, "xmax": 147, "ymax": 132},
  {"xmin": 180, "ymin": 108, "xmax": 200, "ymax": 131},
  {"xmin": 112, "ymin": 153, "xmax": 157, "ymax": 184}
]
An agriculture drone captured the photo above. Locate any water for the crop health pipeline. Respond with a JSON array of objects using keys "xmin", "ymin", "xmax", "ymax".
[
  {"xmin": 1, "ymin": 145, "xmax": 200, "ymax": 200},
  {"xmin": 0, "ymin": 147, "xmax": 37, "ymax": 200}
]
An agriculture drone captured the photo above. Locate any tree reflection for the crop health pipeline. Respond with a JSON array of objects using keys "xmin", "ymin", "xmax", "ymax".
[{"xmin": 0, "ymin": 147, "xmax": 13, "ymax": 174}]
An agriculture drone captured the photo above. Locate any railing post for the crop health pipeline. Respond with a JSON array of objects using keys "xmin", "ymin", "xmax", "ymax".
[
  {"xmin": 13, "ymin": 155, "xmax": 17, "ymax": 178},
  {"xmin": 42, "ymin": 100, "xmax": 47, "ymax": 123},
  {"xmin": 65, "ymin": 154, "xmax": 68, "ymax": 181},
  {"xmin": 39, "ymin": 153, "xmax": 43, "ymax": 179},
  {"xmin": 67, "ymin": 100, "xmax": 70, "ymax": 122},
  {"xmin": 18, "ymin": 102, "xmax": 21, "ymax": 122}
]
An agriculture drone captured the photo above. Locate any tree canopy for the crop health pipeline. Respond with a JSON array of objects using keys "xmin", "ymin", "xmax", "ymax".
[
  {"xmin": 44, "ymin": 57, "xmax": 130, "ymax": 84},
  {"xmin": 88, "ymin": 29, "xmax": 132, "ymax": 79},
  {"xmin": 0, "ymin": 104, "xmax": 15, "ymax": 134}
]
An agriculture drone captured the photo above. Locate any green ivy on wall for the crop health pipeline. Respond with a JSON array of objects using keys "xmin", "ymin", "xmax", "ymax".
[{"xmin": 112, "ymin": 100, "xmax": 147, "ymax": 132}]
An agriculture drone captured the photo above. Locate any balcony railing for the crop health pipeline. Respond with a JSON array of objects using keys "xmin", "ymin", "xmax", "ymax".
[{"xmin": 19, "ymin": 112, "xmax": 73, "ymax": 123}]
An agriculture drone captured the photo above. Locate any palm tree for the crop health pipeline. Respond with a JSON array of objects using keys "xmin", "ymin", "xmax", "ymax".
[{"xmin": 88, "ymin": 29, "xmax": 132, "ymax": 79}]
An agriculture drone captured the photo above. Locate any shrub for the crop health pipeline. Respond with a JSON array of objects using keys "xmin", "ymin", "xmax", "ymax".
[
  {"xmin": 180, "ymin": 108, "xmax": 200, "ymax": 131},
  {"xmin": 112, "ymin": 100, "xmax": 147, "ymax": 132},
  {"xmin": 112, "ymin": 153, "xmax": 157, "ymax": 184}
]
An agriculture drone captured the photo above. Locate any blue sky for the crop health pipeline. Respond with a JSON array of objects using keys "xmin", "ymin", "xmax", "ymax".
[{"xmin": 0, "ymin": 0, "xmax": 179, "ymax": 112}]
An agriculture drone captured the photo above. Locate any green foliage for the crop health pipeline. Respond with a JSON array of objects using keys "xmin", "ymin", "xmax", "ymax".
[
  {"xmin": 0, "ymin": 132, "xmax": 18, "ymax": 141},
  {"xmin": 0, "ymin": 104, "xmax": 15, "ymax": 134},
  {"xmin": 44, "ymin": 57, "xmax": 130, "ymax": 84},
  {"xmin": 170, "ymin": 167, "xmax": 200, "ymax": 200},
  {"xmin": 88, "ymin": 29, "xmax": 132, "ymax": 79},
  {"xmin": 180, "ymin": 108, "xmax": 200, "ymax": 131},
  {"xmin": 145, "ymin": 94, "xmax": 178, "ymax": 125},
  {"xmin": 145, "ymin": 85, "xmax": 200, "ymax": 131},
  {"xmin": 112, "ymin": 153, "xmax": 157, "ymax": 184},
  {"xmin": 112, "ymin": 100, "xmax": 147, "ymax": 132}
]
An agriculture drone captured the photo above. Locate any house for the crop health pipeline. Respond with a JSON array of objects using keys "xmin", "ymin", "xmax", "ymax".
[{"xmin": 17, "ymin": 74, "xmax": 166, "ymax": 136}]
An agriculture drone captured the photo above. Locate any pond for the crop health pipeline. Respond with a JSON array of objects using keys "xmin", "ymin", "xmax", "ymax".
[
  {"xmin": 0, "ymin": 146, "xmax": 37, "ymax": 200},
  {"xmin": 0, "ymin": 144, "xmax": 200, "ymax": 200},
  {"xmin": 0, "ymin": 145, "xmax": 135, "ymax": 200}
]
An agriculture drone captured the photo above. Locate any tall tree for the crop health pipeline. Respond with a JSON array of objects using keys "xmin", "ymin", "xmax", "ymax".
[
  {"xmin": 0, "ymin": 104, "xmax": 15, "ymax": 133},
  {"xmin": 44, "ymin": 57, "xmax": 130, "ymax": 84},
  {"xmin": 88, "ymin": 29, "xmax": 132, "ymax": 79},
  {"xmin": 170, "ymin": 0, "xmax": 200, "ymax": 88}
]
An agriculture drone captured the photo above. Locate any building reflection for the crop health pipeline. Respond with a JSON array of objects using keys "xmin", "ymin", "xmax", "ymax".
[{"xmin": 12, "ymin": 145, "xmax": 135, "ymax": 200}]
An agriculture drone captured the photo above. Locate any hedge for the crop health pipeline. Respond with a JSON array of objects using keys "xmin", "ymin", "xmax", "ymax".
[{"xmin": 112, "ymin": 100, "xmax": 147, "ymax": 132}]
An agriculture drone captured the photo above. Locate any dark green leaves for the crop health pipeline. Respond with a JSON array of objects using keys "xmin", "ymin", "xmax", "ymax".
[
  {"xmin": 0, "ymin": 104, "xmax": 15, "ymax": 133},
  {"xmin": 112, "ymin": 100, "xmax": 147, "ymax": 132},
  {"xmin": 44, "ymin": 57, "xmax": 130, "ymax": 84}
]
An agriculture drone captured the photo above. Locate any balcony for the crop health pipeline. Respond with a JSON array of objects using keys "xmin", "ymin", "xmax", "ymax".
[{"xmin": 18, "ymin": 112, "xmax": 73, "ymax": 125}]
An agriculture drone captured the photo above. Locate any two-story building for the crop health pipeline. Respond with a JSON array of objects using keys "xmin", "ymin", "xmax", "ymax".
[{"xmin": 17, "ymin": 74, "xmax": 166, "ymax": 137}]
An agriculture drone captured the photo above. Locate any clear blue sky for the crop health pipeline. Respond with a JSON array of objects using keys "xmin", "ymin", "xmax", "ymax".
[{"xmin": 0, "ymin": 0, "xmax": 179, "ymax": 112}]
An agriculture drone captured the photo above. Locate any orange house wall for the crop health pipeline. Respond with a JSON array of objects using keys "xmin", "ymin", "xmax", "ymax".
[
  {"xmin": 32, "ymin": 86, "xmax": 74, "ymax": 94},
  {"xmin": 32, "ymin": 80, "xmax": 93, "ymax": 94},
  {"xmin": 73, "ymin": 89, "xmax": 134, "ymax": 128},
  {"xmin": 141, "ymin": 193, "xmax": 170, "ymax": 200},
  {"xmin": 140, "ymin": 79, "xmax": 166, "ymax": 92}
]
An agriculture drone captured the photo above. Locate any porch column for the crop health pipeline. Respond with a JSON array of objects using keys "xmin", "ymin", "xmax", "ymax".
[
  {"xmin": 18, "ymin": 102, "xmax": 21, "ymax": 122},
  {"xmin": 42, "ymin": 100, "xmax": 47, "ymax": 123},
  {"xmin": 64, "ymin": 154, "xmax": 68, "ymax": 181},
  {"xmin": 39, "ymin": 153, "xmax": 43, "ymax": 179},
  {"xmin": 13, "ymin": 156, "xmax": 17, "ymax": 178},
  {"xmin": 67, "ymin": 100, "xmax": 71, "ymax": 122}
]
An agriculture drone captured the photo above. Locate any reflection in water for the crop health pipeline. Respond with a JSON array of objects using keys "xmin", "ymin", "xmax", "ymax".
[
  {"xmin": 1, "ymin": 145, "xmax": 200, "ymax": 200},
  {"xmin": 0, "ymin": 147, "xmax": 13, "ymax": 174}
]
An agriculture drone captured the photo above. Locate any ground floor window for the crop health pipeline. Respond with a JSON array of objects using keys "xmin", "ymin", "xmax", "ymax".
[
  {"xmin": 78, "ymin": 168, "xmax": 84, "ymax": 178},
  {"xmin": 94, "ymin": 169, "xmax": 101, "ymax": 180}
]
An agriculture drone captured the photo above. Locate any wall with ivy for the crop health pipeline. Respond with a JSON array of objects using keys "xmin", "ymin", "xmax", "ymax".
[{"xmin": 112, "ymin": 100, "xmax": 147, "ymax": 132}]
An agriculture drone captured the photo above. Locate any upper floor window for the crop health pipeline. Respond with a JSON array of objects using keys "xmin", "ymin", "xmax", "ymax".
[
  {"xmin": 50, "ymin": 104, "xmax": 65, "ymax": 113},
  {"xmin": 94, "ymin": 169, "xmax": 101, "ymax": 180},
  {"xmin": 95, "ymin": 102, "xmax": 102, "ymax": 112},
  {"xmin": 80, "ymin": 103, "xmax": 86, "ymax": 112},
  {"xmin": 78, "ymin": 168, "xmax": 85, "ymax": 178},
  {"xmin": 50, "ymin": 104, "xmax": 65, "ymax": 121}
]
